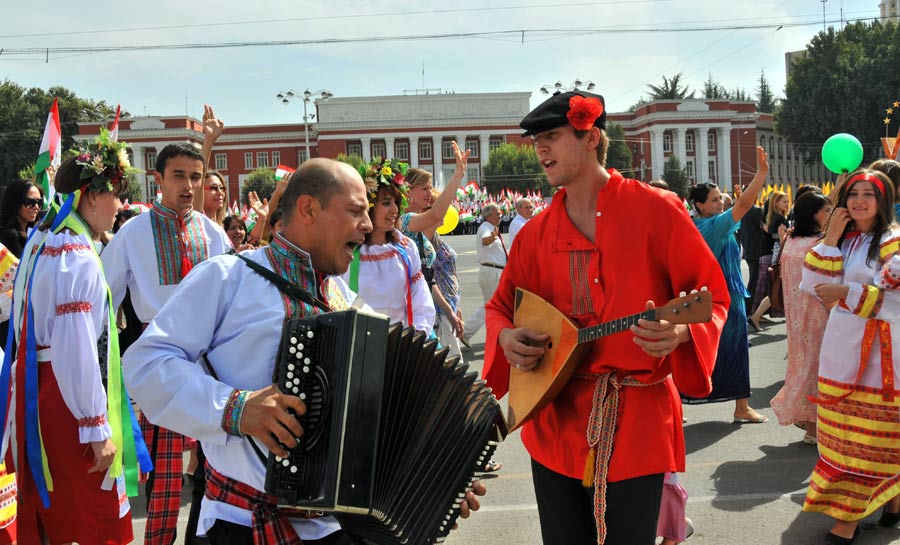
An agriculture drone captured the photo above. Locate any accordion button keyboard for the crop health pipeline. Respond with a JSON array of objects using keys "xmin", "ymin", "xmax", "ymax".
[
  {"xmin": 299, "ymin": 392, "xmax": 307, "ymax": 400},
  {"xmin": 290, "ymin": 465, "xmax": 298, "ymax": 474},
  {"xmin": 288, "ymin": 364, "xmax": 295, "ymax": 371},
  {"xmin": 281, "ymin": 459, "xmax": 290, "ymax": 467},
  {"xmin": 289, "ymin": 346, "xmax": 296, "ymax": 354},
  {"xmin": 302, "ymin": 366, "xmax": 310, "ymax": 374},
  {"xmin": 290, "ymin": 336, "xmax": 297, "ymax": 344},
  {"xmin": 306, "ymin": 331, "xmax": 314, "ymax": 339}
]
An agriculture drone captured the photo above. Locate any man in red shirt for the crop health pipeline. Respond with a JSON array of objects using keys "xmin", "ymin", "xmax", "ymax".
[{"xmin": 484, "ymin": 91, "xmax": 730, "ymax": 545}]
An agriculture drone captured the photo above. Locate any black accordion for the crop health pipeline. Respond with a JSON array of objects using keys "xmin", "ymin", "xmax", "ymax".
[{"xmin": 265, "ymin": 309, "xmax": 506, "ymax": 545}]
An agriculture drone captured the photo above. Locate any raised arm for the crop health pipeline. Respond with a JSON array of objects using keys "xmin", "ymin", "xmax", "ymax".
[
  {"xmin": 194, "ymin": 105, "xmax": 225, "ymax": 214},
  {"xmin": 731, "ymin": 146, "xmax": 769, "ymax": 222},
  {"xmin": 404, "ymin": 141, "xmax": 470, "ymax": 233}
]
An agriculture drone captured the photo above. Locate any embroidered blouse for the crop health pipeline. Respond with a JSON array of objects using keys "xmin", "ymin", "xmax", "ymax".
[{"xmin": 400, "ymin": 213, "xmax": 436, "ymax": 268}]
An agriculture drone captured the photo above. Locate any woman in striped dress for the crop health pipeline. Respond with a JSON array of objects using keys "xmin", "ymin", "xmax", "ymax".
[{"xmin": 800, "ymin": 170, "xmax": 900, "ymax": 545}]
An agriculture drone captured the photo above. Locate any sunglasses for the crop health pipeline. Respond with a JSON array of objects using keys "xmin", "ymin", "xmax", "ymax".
[
  {"xmin": 22, "ymin": 198, "xmax": 43, "ymax": 208},
  {"xmin": 206, "ymin": 185, "xmax": 226, "ymax": 192}
]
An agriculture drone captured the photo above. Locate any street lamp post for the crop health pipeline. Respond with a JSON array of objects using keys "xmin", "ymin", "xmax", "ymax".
[
  {"xmin": 276, "ymin": 88, "xmax": 334, "ymax": 163},
  {"xmin": 539, "ymin": 79, "xmax": 596, "ymax": 96},
  {"xmin": 737, "ymin": 129, "xmax": 749, "ymax": 189}
]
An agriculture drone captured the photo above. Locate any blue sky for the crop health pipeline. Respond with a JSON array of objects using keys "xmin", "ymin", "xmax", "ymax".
[{"xmin": 0, "ymin": 0, "xmax": 882, "ymax": 125}]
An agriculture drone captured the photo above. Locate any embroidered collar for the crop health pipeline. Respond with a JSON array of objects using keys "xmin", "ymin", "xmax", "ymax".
[
  {"xmin": 151, "ymin": 200, "xmax": 193, "ymax": 221},
  {"xmin": 270, "ymin": 232, "xmax": 315, "ymax": 269}
]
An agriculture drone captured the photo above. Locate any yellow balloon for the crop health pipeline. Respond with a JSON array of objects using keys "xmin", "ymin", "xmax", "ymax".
[{"xmin": 436, "ymin": 205, "xmax": 460, "ymax": 235}]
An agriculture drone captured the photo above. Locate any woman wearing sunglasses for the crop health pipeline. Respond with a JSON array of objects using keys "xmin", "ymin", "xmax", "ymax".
[{"xmin": 0, "ymin": 179, "xmax": 44, "ymax": 258}]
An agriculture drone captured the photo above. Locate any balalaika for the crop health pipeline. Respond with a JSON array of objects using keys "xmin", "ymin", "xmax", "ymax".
[{"xmin": 265, "ymin": 309, "xmax": 506, "ymax": 544}]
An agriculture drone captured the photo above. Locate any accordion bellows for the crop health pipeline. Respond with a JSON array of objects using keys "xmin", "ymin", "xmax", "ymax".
[{"xmin": 266, "ymin": 309, "xmax": 506, "ymax": 545}]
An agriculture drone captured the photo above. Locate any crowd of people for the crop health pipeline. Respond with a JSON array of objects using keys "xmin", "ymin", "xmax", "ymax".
[{"xmin": 0, "ymin": 88, "xmax": 897, "ymax": 545}]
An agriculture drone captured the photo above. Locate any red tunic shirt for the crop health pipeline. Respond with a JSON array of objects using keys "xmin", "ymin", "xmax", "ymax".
[{"xmin": 484, "ymin": 171, "xmax": 730, "ymax": 482}]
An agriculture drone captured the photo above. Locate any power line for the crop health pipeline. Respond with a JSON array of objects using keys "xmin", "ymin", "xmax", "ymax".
[{"xmin": 0, "ymin": 15, "xmax": 891, "ymax": 61}]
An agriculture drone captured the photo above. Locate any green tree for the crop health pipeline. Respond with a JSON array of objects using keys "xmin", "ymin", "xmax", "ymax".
[
  {"xmin": 605, "ymin": 123, "xmax": 634, "ymax": 174},
  {"xmin": 647, "ymin": 73, "xmax": 695, "ymax": 100},
  {"xmin": 335, "ymin": 153, "xmax": 365, "ymax": 171},
  {"xmin": 755, "ymin": 70, "xmax": 778, "ymax": 113},
  {"xmin": 241, "ymin": 168, "xmax": 275, "ymax": 205},
  {"xmin": 120, "ymin": 174, "xmax": 145, "ymax": 204},
  {"xmin": 776, "ymin": 22, "xmax": 900, "ymax": 154},
  {"xmin": 0, "ymin": 79, "xmax": 119, "ymax": 192},
  {"xmin": 730, "ymin": 87, "xmax": 752, "ymax": 102},
  {"xmin": 702, "ymin": 73, "xmax": 728, "ymax": 99},
  {"xmin": 481, "ymin": 143, "xmax": 548, "ymax": 195},
  {"xmin": 662, "ymin": 156, "xmax": 690, "ymax": 198}
]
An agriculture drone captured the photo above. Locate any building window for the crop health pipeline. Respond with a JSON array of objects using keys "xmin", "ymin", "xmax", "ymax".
[
  {"xmin": 708, "ymin": 131, "xmax": 716, "ymax": 152},
  {"xmin": 465, "ymin": 140, "xmax": 479, "ymax": 158},
  {"xmin": 298, "ymin": 149, "xmax": 309, "ymax": 164},
  {"xmin": 347, "ymin": 142, "xmax": 363, "ymax": 157},
  {"xmin": 663, "ymin": 133, "xmax": 672, "ymax": 153},
  {"xmin": 489, "ymin": 138, "xmax": 503, "ymax": 151},
  {"xmin": 147, "ymin": 151, "xmax": 158, "ymax": 171},
  {"xmin": 244, "ymin": 152, "xmax": 253, "ymax": 169},
  {"xmin": 442, "ymin": 140, "xmax": 455, "ymax": 159},
  {"xmin": 777, "ymin": 139, "xmax": 783, "ymax": 159},
  {"xmin": 467, "ymin": 166, "xmax": 480, "ymax": 183},
  {"xmin": 256, "ymin": 152, "xmax": 269, "ymax": 169},
  {"xmin": 708, "ymin": 160, "xmax": 716, "ymax": 181},
  {"xmin": 419, "ymin": 141, "xmax": 433, "ymax": 160},
  {"xmin": 147, "ymin": 178, "xmax": 161, "ymax": 201},
  {"xmin": 685, "ymin": 132, "xmax": 694, "ymax": 153},
  {"xmin": 395, "ymin": 142, "xmax": 409, "ymax": 161},
  {"xmin": 272, "ymin": 151, "xmax": 281, "ymax": 166},
  {"xmin": 372, "ymin": 142, "xmax": 386, "ymax": 160},
  {"xmin": 760, "ymin": 137, "xmax": 766, "ymax": 151},
  {"xmin": 214, "ymin": 153, "xmax": 227, "ymax": 170},
  {"xmin": 685, "ymin": 160, "xmax": 694, "ymax": 180}
]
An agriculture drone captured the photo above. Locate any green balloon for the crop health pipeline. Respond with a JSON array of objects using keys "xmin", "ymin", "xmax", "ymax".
[{"xmin": 821, "ymin": 133, "xmax": 863, "ymax": 174}]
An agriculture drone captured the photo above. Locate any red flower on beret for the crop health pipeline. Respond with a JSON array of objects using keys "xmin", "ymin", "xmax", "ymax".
[{"xmin": 566, "ymin": 96, "xmax": 604, "ymax": 131}]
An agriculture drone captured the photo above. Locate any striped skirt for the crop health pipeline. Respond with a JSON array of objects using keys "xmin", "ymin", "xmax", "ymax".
[{"xmin": 803, "ymin": 377, "xmax": 900, "ymax": 521}]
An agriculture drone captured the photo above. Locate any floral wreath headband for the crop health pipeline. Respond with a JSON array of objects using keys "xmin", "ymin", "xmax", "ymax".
[
  {"xmin": 358, "ymin": 157, "xmax": 410, "ymax": 210},
  {"xmin": 74, "ymin": 127, "xmax": 141, "ymax": 193}
]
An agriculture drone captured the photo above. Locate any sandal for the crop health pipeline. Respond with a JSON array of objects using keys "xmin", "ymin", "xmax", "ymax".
[
  {"xmin": 483, "ymin": 460, "xmax": 502, "ymax": 473},
  {"xmin": 824, "ymin": 527, "xmax": 860, "ymax": 545}
]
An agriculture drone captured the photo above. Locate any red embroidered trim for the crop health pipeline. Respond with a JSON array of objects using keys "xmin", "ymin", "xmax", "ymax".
[
  {"xmin": 77, "ymin": 415, "xmax": 106, "ymax": 428},
  {"xmin": 359, "ymin": 249, "xmax": 399, "ymax": 262},
  {"xmin": 42, "ymin": 243, "xmax": 92, "ymax": 257},
  {"xmin": 411, "ymin": 271, "xmax": 424, "ymax": 283},
  {"xmin": 56, "ymin": 302, "xmax": 93, "ymax": 315}
]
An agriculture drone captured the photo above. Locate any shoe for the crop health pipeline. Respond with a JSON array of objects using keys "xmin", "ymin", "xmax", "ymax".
[
  {"xmin": 685, "ymin": 517, "xmax": 695, "ymax": 539},
  {"xmin": 733, "ymin": 414, "xmax": 769, "ymax": 424},
  {"xmin": 749, "ymin": 318, "xmax": 762, "ymax": 332},
  {"xmin": 802, "ymin": 433, "xmax": 817, "ymax": 445},
  {"xmin": 823, "ymin": 527, "xmax": 860, "ymax": 545},
  {"xmin": 878, "ymin": 507, "xmax": 900, "ymax": 528},
  {"xmin": 460, "ymin": 337, "xmax": 472, "ymax": 349},
  {"xmin": 482, "ymin": 460, "xmax": 502, "ymax": 473}
]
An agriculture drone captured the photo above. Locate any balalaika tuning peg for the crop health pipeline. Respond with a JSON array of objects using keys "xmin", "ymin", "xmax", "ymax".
[
  {"xmin": 701, "ymin": 286, "xmax": 708, "ymax": 291},
  {"xmin": 679, "ymin": 291, "xmax": 687, "ymax": 297},
  {"xmin": 690, "ymin": 289, "xmax": 698, "ymax": 294}
]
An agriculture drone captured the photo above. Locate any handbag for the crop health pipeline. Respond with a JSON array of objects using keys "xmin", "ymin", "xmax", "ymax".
[{"xmin": 768, "ymin": 248, "xmax": 784, "ymax": 313}]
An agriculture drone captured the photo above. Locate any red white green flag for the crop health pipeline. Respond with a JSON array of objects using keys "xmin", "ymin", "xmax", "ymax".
[
  {"xmin": 109, "ymin": 104, "xmax": 121, "ymax": 142},
  {"xmin": 35, "ymin": 98, "xmax": 61, "ymax": 204},
  {"xmin": 275, "ymin": 164, "xmax": 295, "ymax": 181}
]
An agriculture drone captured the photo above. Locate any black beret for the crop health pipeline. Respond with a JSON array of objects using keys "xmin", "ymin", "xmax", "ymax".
[{"xmin": 520, "ymin": 91, "xmax": 607, "ymax": 137}]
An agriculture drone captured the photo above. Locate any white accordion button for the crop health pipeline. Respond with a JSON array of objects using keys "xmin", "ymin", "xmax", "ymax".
[
  {"xmin": 290, "ymin": 336, "xmax": 297, "ymax": 344},
  {"xmin": 290, "ymin": 466, "xmax": 298, "ymax": 473},
  {"xmin": 288, "ymin": 364, "xmax": 295, "ymax": 371},
  {"xmin": 297, "ymin": 343, "xmax": 304, "ymax": 350},
  {"xmin": 289, "ymin": 346, "xmax": 296, "ymax": 354},
  {"xmin": 275, "ymin": 456, "xmax": 283, "ymax": 462},
  {"xmin": 299, "ymin": 392, "xmax": 307, "ymax": 400},
  {"xmin": 287, "ymin": 372, "xmax": 294, "ymax": 379},
  {"xmin": 302, "ymin": 366, "xmax": 310, "ymax": 374},
  {"xmin": 282, "ymin": 459, "xmax": 290, "ymax": 467}
]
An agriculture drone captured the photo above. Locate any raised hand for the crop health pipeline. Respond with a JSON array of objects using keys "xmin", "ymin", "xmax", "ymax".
[
  {"xmin": 452, "ymin": 141, "xmax": 471, "ymax": 178},
  {"xmin": 248, "ymin": 191, "xmax": 270, "ymax": 218},
  {"xmin": 824, "ymin": 207, "xmax": 851, "ymax": 247},
  {"xmin": 202, "ymin": 104, "xmax": 225, "ymax": 142}
]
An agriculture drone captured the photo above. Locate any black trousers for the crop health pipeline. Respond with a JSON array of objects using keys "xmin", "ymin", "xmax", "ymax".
[
  {"xmin": 185, "ymin": 445, "xmax": 208, "ymax": 544},
  {"xmin": 531, "ymin": 459, "xmax": 663, "ymax": 545},
  {"xmin": 206, "ymin": 519, "xmax": 366, "ymax": 545},
  {"xmin": 745, "ymin": 258, "xmax": 760, "ymax": 313}
]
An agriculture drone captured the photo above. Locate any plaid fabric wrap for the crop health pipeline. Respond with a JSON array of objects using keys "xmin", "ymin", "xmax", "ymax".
[
  {"xmin": 141, "ymin": 413, "xmax": 185, "ymax": 545},
  {"xmin": 205, "ymin": 465, "xmax": 303, "ymax": 545}
]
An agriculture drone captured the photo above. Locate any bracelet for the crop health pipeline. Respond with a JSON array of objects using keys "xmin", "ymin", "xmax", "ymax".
[{"xmin": 222, "ymin": 389, "xmax": 251, "ymax": 437}]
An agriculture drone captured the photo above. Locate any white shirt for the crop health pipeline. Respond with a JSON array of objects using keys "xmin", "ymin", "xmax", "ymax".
[
  {"xmin": 508, "ymin": 214, "xmax": 529, "ymax": 245},
  {"xmin": 101, "ymin": 207, "xmax": 231, "ymax": 323},
  {"xmin": 123, "ymin": 244, "xmax": 351, "ymax": 539},
  {"xmin": 476, "ymin": 221, "xmax": 507, "ymax": 267},
  {"xmin": 339, "ymin": 230, "xmax": 436, "ymax": 334}
]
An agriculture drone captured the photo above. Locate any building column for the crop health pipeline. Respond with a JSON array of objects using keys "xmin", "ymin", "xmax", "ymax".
[
  {"xmin": 650, "ymin": 128, "xmax": 665, "ymax": 179},
  {"xmin": 717, "ymin": 128, "xmax": 732, "ymax": 188},
  {"xmin": 410, "ymin": 136, "xmax": 420, "ymax": 168},
  {"xmin": 432, "ymin": 136, "xmax": 442, "ymax": 186},
  {"xmin": 361, "ymin": 137, "xmax": 372, "ymax": 163},
  {"xmin": 479, "ymin": 135, "xmax": 490, "ymax": 167},
  {"xmin": 673, "ymin": 128, "xmax": 687, "ymax": 170},
  {"xmin": 697, "ymin": 128, "xmax": 710, "ymax": 185},
  {"xmin": 385, "ymin": 137, "xmax": 396, "ymax": 160}
]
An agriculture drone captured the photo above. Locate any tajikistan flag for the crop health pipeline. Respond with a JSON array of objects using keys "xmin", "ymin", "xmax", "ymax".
[
  {"xmin": 35, "ymin": 98, "xmax": 61, "ymax": 204},
  {"xmin": 275, "ymin": 164, "xmax": 295, "ymax": 181},
  {"xmin": 109, "ymin": 104, "xmax": 121, "ymax": 141}
]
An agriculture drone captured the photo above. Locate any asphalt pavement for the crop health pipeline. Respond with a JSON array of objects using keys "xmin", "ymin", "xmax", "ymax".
[{"xmin": 128, "ymin": 234, "xmax": 900, "ymax": 545}]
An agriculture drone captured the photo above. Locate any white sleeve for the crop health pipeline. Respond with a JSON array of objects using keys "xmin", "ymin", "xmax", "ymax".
[
  {"xmin": 800, "ymin": 242, "xmax": 844, "ymax": 298},
  {"xmin": 123, "ymin": 257, "xmax": 236, "ymax": 445},
  {"xmin": 100, "ymin": 227, "xmax": 132, "ymax": 312},
  {"xmin": 49, "ymin": 248, "xmax": 111, "ymax": 444}
]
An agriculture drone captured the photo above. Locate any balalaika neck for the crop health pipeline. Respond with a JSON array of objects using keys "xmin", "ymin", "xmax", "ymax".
[{"xmin": 576, "ymin": 310, "xmax": 656, "ymax": 344}]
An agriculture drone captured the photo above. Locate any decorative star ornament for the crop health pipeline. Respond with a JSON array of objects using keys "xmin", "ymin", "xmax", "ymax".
[
  {"xmin": 886, "ymin": 117, "xmax": 892, "ymax": 125},
  {"xmin": 894, "ymin": 101, "xmax": 900, "ymax": 108},
  {"xmin": 889, "ymin": 108, "xmax": 895, "ymax": 115}
]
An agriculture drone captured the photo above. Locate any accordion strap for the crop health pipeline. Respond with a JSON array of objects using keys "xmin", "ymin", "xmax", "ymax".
[{"xmin": 235, "ymin": 253, "xmax": 331, "ymax": 312}]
